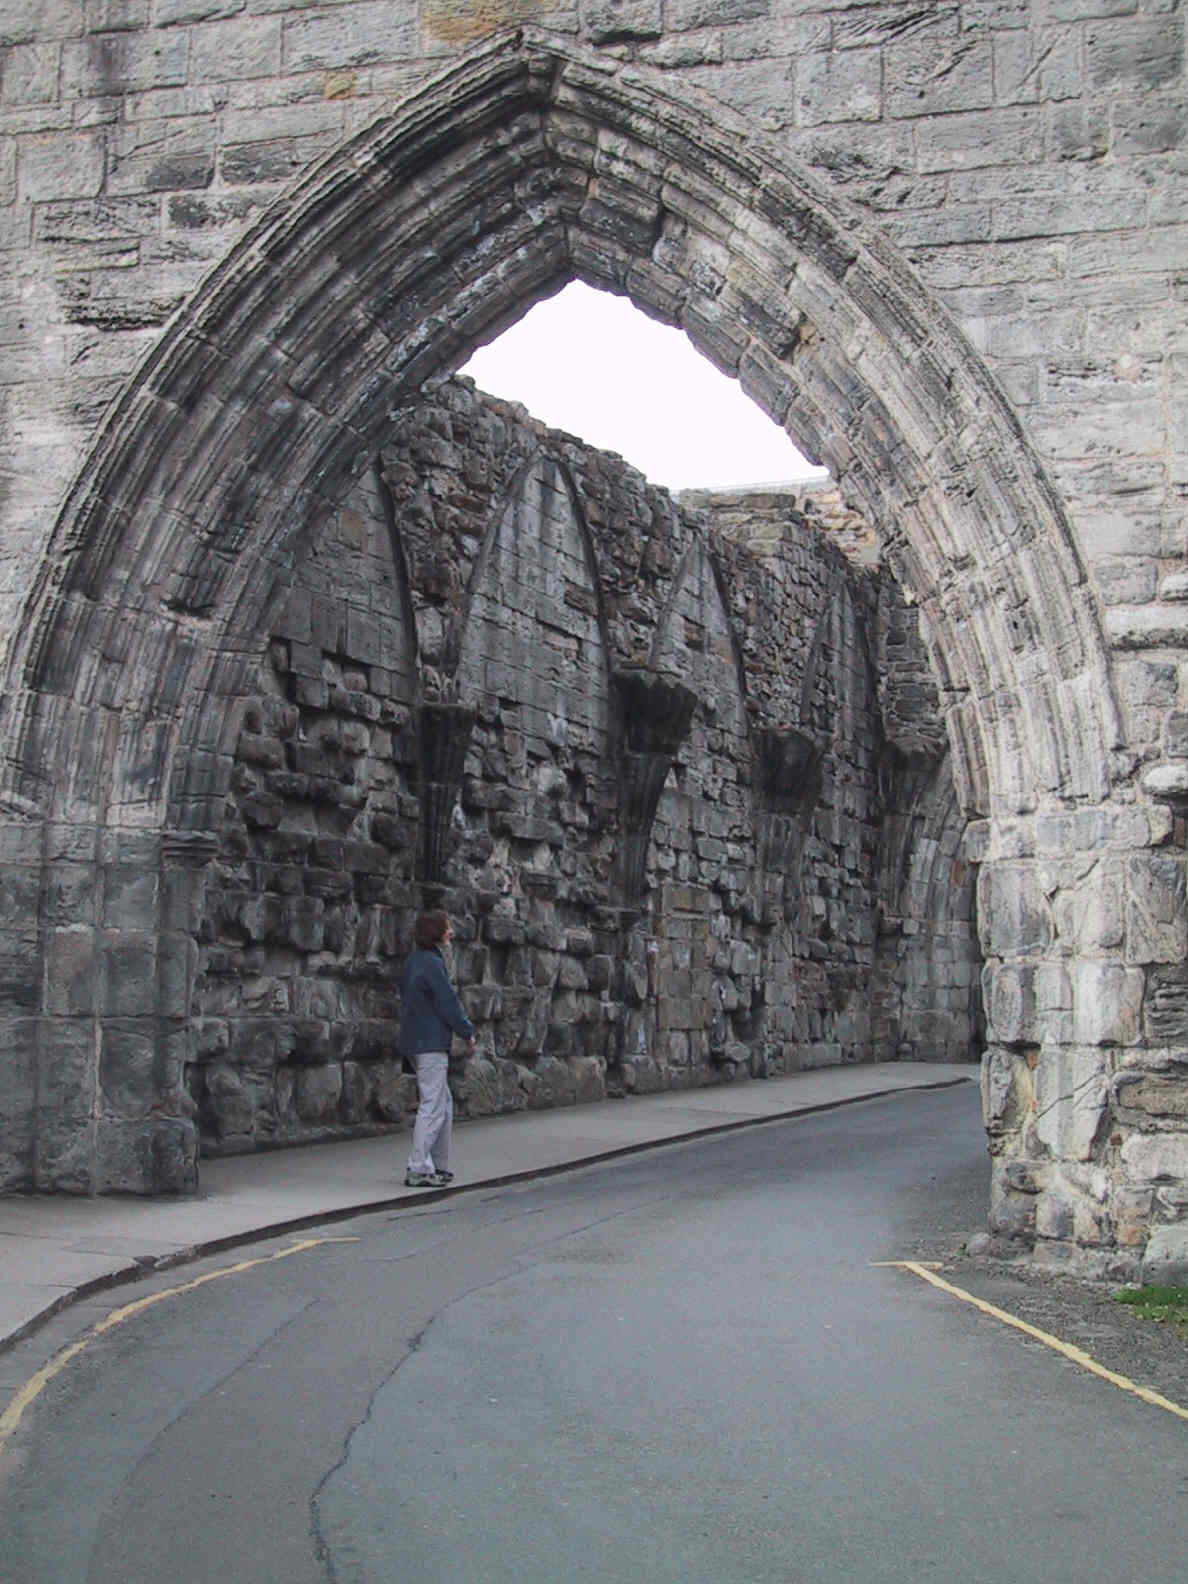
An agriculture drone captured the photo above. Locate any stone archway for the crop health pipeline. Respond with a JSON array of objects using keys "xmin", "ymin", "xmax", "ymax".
[
  {"xmin": 3, "ymin": 29, "xmax": 1116, "ymax": 831},
  {"xmin": 2, "ymin": 29, "xmax": 1180, "ymax": 1279}
]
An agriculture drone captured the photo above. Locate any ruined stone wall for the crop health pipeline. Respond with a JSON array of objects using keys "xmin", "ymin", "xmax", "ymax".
[
  {"xmin": 1, "ymin": 9, "xmax": 1185, "ymax": 1276},
  {"xmin": 188, "ymin": 377, "xmax": 977, "ymax": 1155},
  {"xmin": 1, "ymin": 3, "xmax": 1182, "ymax": 741},
  {"xmin": 192, "ymin": 461, "xmax": 424, "ymax": 1150}
]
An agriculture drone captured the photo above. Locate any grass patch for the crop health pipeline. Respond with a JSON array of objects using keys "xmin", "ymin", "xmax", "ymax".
[{"xmin": 1114, "ymin": 1284, "xmax": 1188, "ymax": 1328}]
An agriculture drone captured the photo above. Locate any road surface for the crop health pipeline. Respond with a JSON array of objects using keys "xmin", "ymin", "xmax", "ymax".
[{"xmin": 1, "ymin": 1085, "xmax": 1185, "ymax": 1583}]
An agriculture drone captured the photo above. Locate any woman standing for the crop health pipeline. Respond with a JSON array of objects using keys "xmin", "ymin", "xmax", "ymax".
[{"xmin": 398, "ymin": 909, "xmax": 475, "ymax": 1187}]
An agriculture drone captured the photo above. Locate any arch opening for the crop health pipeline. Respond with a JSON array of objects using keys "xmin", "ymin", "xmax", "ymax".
[{"xmin": 459, "ymin": 279, "xmax": 831, "ymax": 492}]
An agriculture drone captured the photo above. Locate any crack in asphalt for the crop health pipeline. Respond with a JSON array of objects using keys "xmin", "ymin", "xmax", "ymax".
[{"xmin": 308, "ymin": 1185, "xmax": 680, "ymax": 1582}]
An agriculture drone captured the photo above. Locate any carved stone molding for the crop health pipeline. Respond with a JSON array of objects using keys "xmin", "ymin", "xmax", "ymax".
[
  {"xmin": 612, "ymin": 667, "xmax": 699, "ymax": 906},
  {"xmin": 417, "ymin": 699, "xmax": 476, "ymax": 886}
]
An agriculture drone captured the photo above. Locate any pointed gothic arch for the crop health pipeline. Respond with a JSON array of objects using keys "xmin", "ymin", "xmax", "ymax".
[
  {"xmin": 455, "ymin": 447, "xmax": 616, "ymax": 688},
  {"xmin": 1, "ymin": 26, "xmax": 1116, "ymax": 839}
]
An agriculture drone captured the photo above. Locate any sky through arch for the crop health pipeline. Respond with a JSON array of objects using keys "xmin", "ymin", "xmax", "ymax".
[{"xmin": 460, "ymin": 282, "xmax": 830, "ymax": 493}]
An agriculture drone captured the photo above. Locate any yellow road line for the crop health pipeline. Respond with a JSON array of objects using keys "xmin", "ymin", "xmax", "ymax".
[
  {"xmin": 0, "ymin": 1235, "xmax": 358, "ymax": 1447},
  {"xmin": 880, "ymin": 1259, "xmax": 1188, "ymax": 1425}
]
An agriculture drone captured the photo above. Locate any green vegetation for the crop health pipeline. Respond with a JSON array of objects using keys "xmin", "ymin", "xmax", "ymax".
[{"xmin": 1114, "ymin": 1285, "xmax": 1188, "ymax": 1328}]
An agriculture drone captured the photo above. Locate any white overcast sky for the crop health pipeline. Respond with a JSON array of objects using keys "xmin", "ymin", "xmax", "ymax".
[{"xmin": 459, "ymin": 281, "xmax": 828, "ymax": 493}]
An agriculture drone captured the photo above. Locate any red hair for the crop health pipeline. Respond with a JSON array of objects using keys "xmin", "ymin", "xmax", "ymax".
[{"xmin": 413, "ymin": 909, "xmax": 450, "ymax": 949}]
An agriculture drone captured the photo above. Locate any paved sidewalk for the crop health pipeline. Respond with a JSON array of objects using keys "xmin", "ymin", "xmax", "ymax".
[{"xmin": 0, "ymin": 1062, "xmax": 975, "ymax": 1351}]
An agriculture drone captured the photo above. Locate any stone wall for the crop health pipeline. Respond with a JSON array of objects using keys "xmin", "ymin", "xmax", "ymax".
[
  {"xmin": 0, "ymin": 10, "xmax": 1185, "ymax": 1280},
  {"xmin": 188, "ymin": 376, "xmax": 977, "ymax": 1154},
  {"xmin": 1, "ymin": 3, "xmax": 1181, "ymax": 762}
]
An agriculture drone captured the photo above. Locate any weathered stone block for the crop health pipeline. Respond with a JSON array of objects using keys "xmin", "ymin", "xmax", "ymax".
[
  {"xmin": 95, "ymin": 1117, "xmax": 198, "ymax": 1195},
  {"xmin": 1034, "ymin": 1045, "xmax": 1111, "ymax": 1161},
  {"xmin": 586, "ymin": 954, "xmax": 613, "ymax": 991},
  {"xmin": 190, "ymin": 16, "xmax": 282, "ymax": 82},
  {"xmin": 1165, "ymin": 710, "xmax": 1188, "ymax": 760},
  {"xmin": 981, "ymin": 1044, "xmax": 1031, "ymax": 1136},
  {"xmin": 583, "ymin": 0, "xmax": 662, "ymax": 44},
  {"xmin": 557, "ymin": 956, "xmax": 588, "ymax": 991},
  {"xmin": 486, "ymin": 915, "xmax": 527, "ymax": 946},
  {"xmin": 100, "ymin": 1020, "xmax": 156, "ymax": 1119},
  {"xmin": 107, "ymin": 117, "xmax": 218, "ymax": 193},
  {"xmin": 1140, "ymin": 763, "xmax": 1188, "ymax": 803},
  {"xmin": 1144, "ymin": 966, "xmax": 1188, "ymax": 1042},
  {"xmin": 977, "ymin": 863, "xmax": 1052, "ymax": 957},
  {"xmin": 0, "ymin": 865, "xmax": 41, "ymax": 932},
  {"xmin": 1071, "ymin": 960, "xmax": 1143, "ymax": 1046},
  {"xmin": 1086, "ymin": 17, "xmax": 1183, "ymax": 91},
  {"xmin": 342, "ymin": 840, "xmax": 389, "ymax": 874},
  {"xmin": 35, "ymin": 1117, "xmax": 97, "ymax": 1195},
  {"xmin": 38, "ymin": 1016, "xmax": 97, "ymax": 1121},
  {"xmin": 1125, "ymin": 854, "xmax": 1188, "ymax": 964},
  {"xmin": 372, "ymin": 1061, "xmax": 418, "ymax": 1122},
  {"xmin": 1093, "ymin": 555, "xmax": 1159, "ymax": 606},
  {"xmin": 1114, "ymin": 1068, "xmax": 1188, "ymax": 1122},
  {"xmin": 460, "ymin": 1054, "xmax": 526, "ymax": 1115},
  {"xmin": 1105, "ymin": 603, "xmax": 1188, "ymax": 649},
  {"xmin": 61, "ymin": 31, "xmax": 190, "ymax": 96},
  {"xmin": 284, "ymin": 2, "xmax": 420, "ymax": 71},
  {"xmin": 338, "ymin": 1060, "xmax": 368, "ymax": 1123},
  {"xmin": 571, "ymin": 1053, "xmax": 605, "ymax": 1103},
  {"xmin": 371, "ymin": 812, "xmax": 412, "ymax": 850},
  {"xmin": 44, "ymin": 928, "xmax": 97, "ymax": 1016},
  {"xmin": 0, "ymin": 823, "xmax": 45, "ymax": 864},
  {"xmin": 1113, "ymin": 1184, "xmax": 1156, "ymax": 1249},
  {"xmin": 466, "ymin": 983, "xmax": 502, "ymax": 1021},
  {"xmin": 223, "ymin": 133, "xmax": 336, "ymax": 187},
  {"xmin": 1121, "ymin": 1131, "xmax": 1188, "ymax": 1182},
  {"xmin": 982, "ymin": 963, "xmax": 1035, "ymax": 1046},
  {"xmin": 296, "ymin": 1058, "xmax": 342, "ymax": 1121},
  {"xmin": 281, "ymin": 899, "xmax": 322, "ymax": 952},
  {"xmin": 1140, "ymin": 1221, "xmax": 1188, "ymax": 1285},
  {"xmin": 800, "ymin": 46, "xmax": 882, "ymax": 125},
  {"xmin": 1035, "ymin": 1176, "xmax": 1077, "ymax": 1243},
  {"xmin": 3, "ymin": 41, "xmax": 58, "ymax": 106},
  {"xmin": 621, "ymin": 1049, "xmax": 665, "ymax": 1094},
  {"xmin": 1053, "ymin": 867, "xmax": 1123, "ymax": 951},
  {"xmin": 989, "ymin": 1165, "xmax": 1042, "ymax": 1242},
  {"xmin": 102, "ymin": 864, "xmax": 160, "ymax": 930},
  {"xmin": 204, "ymin": 1063, "xmax": 256, "ymax": 1137},
  {"xmin": 287, "ymin": 1017, "xmax": 333, "ymax": 1064},
  {"xmin": 157, "ymin": 1, "xmax": 242, "ymax": 23},
  {"xmin": 0, "ymin": 139, "xmax": 15, "ymax": 209},
  {"xmin": 190, "ymin": 1016, "xmax": 230, "ymax": 1060},
  {"xmin": 522, "ymin": 1054, "xmax": 575, "ymax": 1107},
  {"xmin": 18, "ymin": 131, "xmax": 105, "ymax": 200},
  {"xmin": 0, "ymin": 1019, "xmax": 37, "ymax": 1172},
  {"xmin": 101, "ymin": 933, "xmax": 158, "ymax": 1017}
]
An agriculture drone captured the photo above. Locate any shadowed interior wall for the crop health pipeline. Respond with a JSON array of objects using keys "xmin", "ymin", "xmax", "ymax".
[{"xmin": 183, "ymin": 377, "xmax": 976, "ymax": 1157}]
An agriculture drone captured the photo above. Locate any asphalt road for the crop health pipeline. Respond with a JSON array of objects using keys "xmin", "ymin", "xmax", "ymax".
[{"xmin": 2, "ymin": 1085, "xmax": 1186, "ymax": 1584}]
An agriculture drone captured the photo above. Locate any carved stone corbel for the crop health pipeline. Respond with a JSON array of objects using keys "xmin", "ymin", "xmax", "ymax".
[
  {"xmin": 611, "ymin": 666, "xmax": 699, "ymax": 907},
  {"xmin": 416, "ymin": 698, "xmax": 476, "ymax": 886},
  {"xmin": 754, "ymin": 724, "xmax": 822, "ymax": 927}
]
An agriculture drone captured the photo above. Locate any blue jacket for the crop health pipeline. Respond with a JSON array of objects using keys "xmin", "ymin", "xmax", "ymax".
[{"xmin": 398, "ymin": 947, "xmax": 475, "ymax": 1057}]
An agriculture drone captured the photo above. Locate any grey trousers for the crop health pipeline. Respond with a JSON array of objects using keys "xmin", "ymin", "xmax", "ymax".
[{"xmin": 407, "ymin": 1050, "xmax": 453, "ymax": 1176}]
